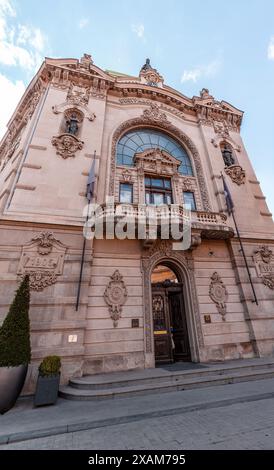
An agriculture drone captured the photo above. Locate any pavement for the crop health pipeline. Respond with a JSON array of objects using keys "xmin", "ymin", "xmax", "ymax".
[{"xmin": 1, "ymin": 377, "xmax": 274, "ymax": 448}]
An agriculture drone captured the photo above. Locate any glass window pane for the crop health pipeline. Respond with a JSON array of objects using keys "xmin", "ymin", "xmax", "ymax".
[
  {"xmin": 116, "ymin": 129, "xmax": 193, "ymax": 174},
  {"xmin": 145, "ymin": 177, "xmax": 151, "ymax": 186},
  {"xmin": 151, "ymin": 178, "xmax": 164, "ymax": 188},
  {"xmin": 120, "ymin": 184, "xmax": 133, "ymax": 203},
  {"xmin": 165, "ymin": 194, "xmax": 172, "ymax": 204},
  {"xmin": 183, "ymin": 191, "xmax": 196, "ymax": 210},
  {"xmin": 153, "ymin": 193, "xmax": 164, "ymax": 205},
  {"xmin": 145, "ymin": 192, "xmax": 151, "ymax": 204},
  {"xmin": 164, "ymin": 179, "xmax": 171, "ymax": 189}
]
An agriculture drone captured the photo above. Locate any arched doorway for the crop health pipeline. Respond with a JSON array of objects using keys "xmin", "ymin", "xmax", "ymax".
[{"xmin": 151, "ymin": 263, "xmax": 191, "ymax": 364}]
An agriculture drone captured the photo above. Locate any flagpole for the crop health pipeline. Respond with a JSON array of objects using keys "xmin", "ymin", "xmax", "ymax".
[
  {"xmin": 230, "ymin": 210, "xmax": 258, "ymax": 305},
  {"xmin": 75, "ymin": 151, "xmax": 96, "ymax": 311},
  {"xmin": 221, "ymin": 173, "xmax": 258, "ymax": 305}
]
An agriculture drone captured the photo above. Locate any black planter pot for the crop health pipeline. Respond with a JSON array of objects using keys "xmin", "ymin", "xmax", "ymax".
[
  {"xmin": 0, "ymin": 364, "xmax": 28, "ymax": 414},
  {"xmin": 34, "ymin": 373, "xmax": 60, "ymax": 407}
]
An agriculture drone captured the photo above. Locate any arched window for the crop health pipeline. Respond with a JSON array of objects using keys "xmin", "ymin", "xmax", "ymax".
[
  {"xmin": 116, "ymin": 129, "xmax": 193, "ymax": 175},
  {"xmin": 220, "ymin": 142, "xmax": 235, "ymax": 167}
]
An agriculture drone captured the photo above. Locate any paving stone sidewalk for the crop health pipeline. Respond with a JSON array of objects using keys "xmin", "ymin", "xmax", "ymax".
[
  {"xmin": 1, "ymin": 377, "xmax": 274, "ymax": 445},
  {"xmin": 2, "ymin": 397, "xmax": 274, "ymax": 450}
]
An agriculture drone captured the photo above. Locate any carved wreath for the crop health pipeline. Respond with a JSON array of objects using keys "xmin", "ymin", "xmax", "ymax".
[
  {"xmin": 209, "ymin": 272, "xmax": 228, "ymax": 321},
  {"xmin": 104, "ymin": 270, "xmax": 127, "ymax": 327}
]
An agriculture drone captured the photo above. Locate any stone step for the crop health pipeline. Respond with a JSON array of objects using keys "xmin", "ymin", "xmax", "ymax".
[
  {"xmin": 59, "ymin": 366, "xmax": 274, "ymax": 401},
  {"xmin": 68, "ymin": 359, "xmax": 274, "ymax": 390}
]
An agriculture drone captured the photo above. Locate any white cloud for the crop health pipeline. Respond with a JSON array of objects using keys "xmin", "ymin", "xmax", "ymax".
[
  {"xmin": 0, "ymin": 0, "xmax": 47, "ymax": 71},
  {"xmin": 78, "ymin": 18, "xmax": 89, "ymax": 29},
  {"xmin": 0, "ymin": 73, "xmax": 25, "ymax": 138},
  {"xmin": 181, "ymin": 59, "xmax": 221, "ymax": 83},
  {"xmin": 131, "ymin": 23, "xmax": 145, "ymax": 39},
  {"xmin": 267, "ymin": 37, "xmax": 274, "ymax": 60},
  {"xmin": 0, "ymin": 0, "xmax": 16, "ymax": 17}
]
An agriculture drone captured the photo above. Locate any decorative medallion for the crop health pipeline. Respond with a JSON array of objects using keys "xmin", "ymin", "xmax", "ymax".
[
  {"xmin": 253, "ymin": 246, "xmax": 274, "ymax": 290},
  {"xmin": 224, "ymin": 164, "xmax": 246, "ymax": 185},
  {"xmin": 209, "ymin": 272, "xmax": 228, "ymax": 321},
  {"xmin": 104, "ymin": 270, "xmax": 128, "ymax": 327},
  {"xmin": 52, "ymin": 133, "xmax": 84, "ymax": 159},
  {"xmin": 17, "ymin": 231, "xmax": 66, "ymax": 291}
]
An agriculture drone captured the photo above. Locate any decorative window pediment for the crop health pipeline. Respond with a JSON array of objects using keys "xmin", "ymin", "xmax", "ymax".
[{"xmin": 133, "ymin": 148, "xmax": 181, "ymax": 176}]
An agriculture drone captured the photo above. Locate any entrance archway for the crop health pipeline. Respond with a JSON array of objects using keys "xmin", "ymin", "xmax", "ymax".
[{"xmin": 151, "ymin": 263, "xmax": 191, "ymax": 364}]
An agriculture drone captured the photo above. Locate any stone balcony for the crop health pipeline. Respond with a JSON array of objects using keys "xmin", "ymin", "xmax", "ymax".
[{"xmin": 88, "ymin": 203, "xmax": 234, "ymax": 244}]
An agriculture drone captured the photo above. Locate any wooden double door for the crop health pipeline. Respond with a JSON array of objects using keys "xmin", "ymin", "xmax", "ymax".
[{"xmin": 152, "ymin": 282, "xmax": 191, "ymax": 364}]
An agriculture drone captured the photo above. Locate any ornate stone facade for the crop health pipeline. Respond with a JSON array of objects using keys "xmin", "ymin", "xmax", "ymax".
[{"xmin": 0, "ymin": 53, "xmax": 273, "ymax": 392}]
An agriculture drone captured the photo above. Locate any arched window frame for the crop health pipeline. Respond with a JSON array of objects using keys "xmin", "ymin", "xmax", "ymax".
[{"xmin": 116, "ymin": 128, "xmax": 194, "ymax": 176}]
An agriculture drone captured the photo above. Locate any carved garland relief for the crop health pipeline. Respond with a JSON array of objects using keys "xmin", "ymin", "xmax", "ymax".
[
  {"xmin": 253, "ymin": 245, "xmax": 274, "ymax": 290},
  {"xmin": 110, "ymin": 104, "xmax": 211, "ymax": 212},
  {"xmin": 209, "ymin": 272, "xmax": 228, "ymax": 321},
  {"xmin": 17, "ymin": 231, "xmax": 66, "ymax": 291},
  {"xmin": 104, "ymin": 270, "xmax": 128, "ymax": 327}
]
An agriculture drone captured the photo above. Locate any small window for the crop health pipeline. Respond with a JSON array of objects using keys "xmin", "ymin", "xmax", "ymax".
[
  {"xmin": 183, "ymin": 191, "xmax": 196, "ymax": 211},
  {"xmin": 120, "ymin": 183, "xmax": 133, "ymax": 203}
]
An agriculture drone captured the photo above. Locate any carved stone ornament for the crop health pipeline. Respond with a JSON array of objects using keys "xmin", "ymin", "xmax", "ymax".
[
  {"xmin": 104, "ymin": 270, "xmax": 128, "ymax": 327},
  {"xmin": 17, "ymin": 231, "xmax": 66, "ymax": 291},
  {"xmin": 52, "ymin": 133, "xmax": 84, "ymax": 159},
  {"xmin": 139, "ymin": 59, "xmax": 164, "ymax": 87},
  {"xmin": 134, "ymin": 148, "xmax": 181, "ymax": 176},
  {"xmin": 142, "ymin": 103, "xmax": 169, "ymax": 124},
  {"xmin": 213, "ymin": 120, "xmax": 229, "ymax": 138},
  {"xmin": 253, "ymin": 246, "xmax": 274, "ymax": 290},
  {"xmin": 224, "ymin": 164, "xmax": 246, "ymax": 185},
  {"xmin": 122, "ymin": 169, "xmax": 132, "ymax": 182},
  {"xmin": 67, "ymin": 83, "xmax": 90, "ymax": 106},
  {"xmin": 209, "ymin": 272, "xmax": 228, "ymax": 321}
]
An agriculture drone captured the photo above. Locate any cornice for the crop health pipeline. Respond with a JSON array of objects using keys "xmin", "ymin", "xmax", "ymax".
[{"xmin": 0, "ymin": 55, "xmax": 244, "ymax": 161}]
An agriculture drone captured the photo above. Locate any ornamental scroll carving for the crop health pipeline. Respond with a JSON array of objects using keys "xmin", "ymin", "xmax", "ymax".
[
  {"xmin": 104, "ymin": 270, "xmax": 128, "ymax": 327},
  {"xmin": 52, "ymin": 133, "xmax": 84, "ymax": 159},
  {"xmin": 17, "ymin": 231, "xmax": 66, "ymax": 291},
  {"xmin": 209, "ymin": 272, "xmax": 228, "ymax": 321},
  {"xmin": 224, "ymin": 165, "xmax": 246, "ymax": 186},
  {"xmin": 253, "ymin": 246, "xmax": 274, "ymax": 290}
]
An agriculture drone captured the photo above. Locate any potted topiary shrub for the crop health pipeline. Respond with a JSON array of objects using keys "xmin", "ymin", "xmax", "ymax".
[
  {"xmin": 0, "ymin": 275, "xmax": 31, "ymax": 414},
  {"xmin": 34, "ymin": 355, "xmax": 61, "ymax": 407}
]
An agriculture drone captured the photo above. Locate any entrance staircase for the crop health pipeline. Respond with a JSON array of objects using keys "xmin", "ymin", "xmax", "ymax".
[{"xmin": 59, "ymin": 357, "xmax": 274, "ymax": 401}]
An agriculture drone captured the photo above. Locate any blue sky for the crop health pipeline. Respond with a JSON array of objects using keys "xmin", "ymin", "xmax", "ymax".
[{"xmin": 0, "ymin": 0, "xmax": 274, "ymax": 214}]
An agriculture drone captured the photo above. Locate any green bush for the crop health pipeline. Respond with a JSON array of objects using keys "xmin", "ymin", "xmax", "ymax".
[
  {"xmin": 38, "ymin": 356, "xmax": 61, "ymax": 377},
  {"xmin": 0, "ymin": 276, "xmax": 31, "ymax": 367}
]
